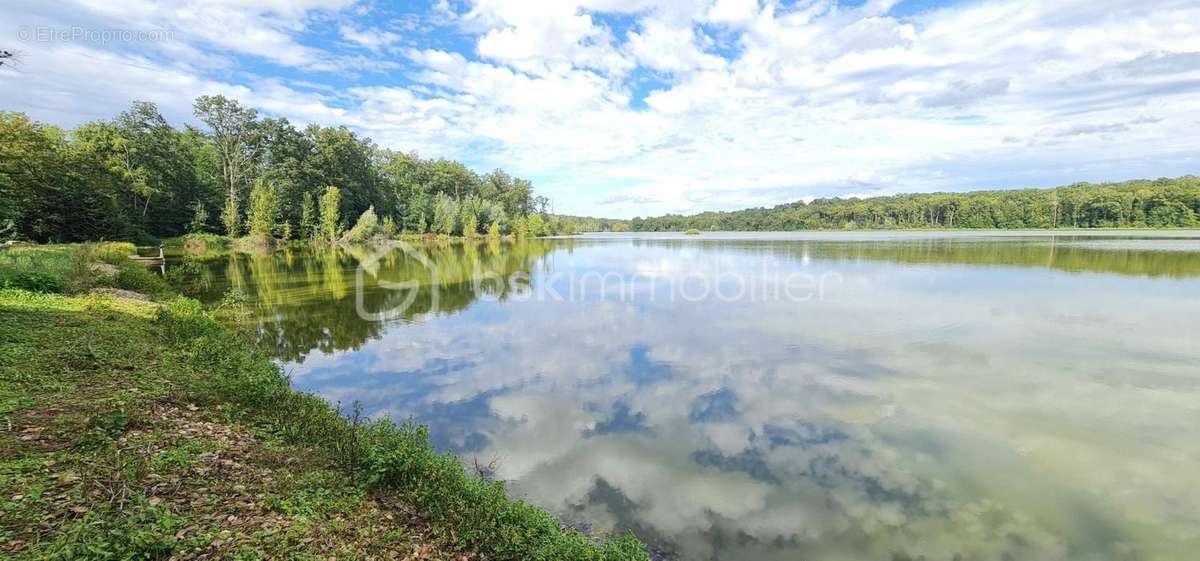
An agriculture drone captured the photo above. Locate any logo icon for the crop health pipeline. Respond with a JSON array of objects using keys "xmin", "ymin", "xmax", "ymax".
[{"xmin": 355, "ymin": 241, "xmax": 440, "ymax": 321}]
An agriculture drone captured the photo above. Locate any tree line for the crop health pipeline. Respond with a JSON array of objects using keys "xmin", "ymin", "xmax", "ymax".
[
  {"xmin": 0, "ymin": 96, "xmax": 566, "ymax": 244},
  {"xmin": 623, "ymin": 177, "xmax": 1200, "ymax": 232}
]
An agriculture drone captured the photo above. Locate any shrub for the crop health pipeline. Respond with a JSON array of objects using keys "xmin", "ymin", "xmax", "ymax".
[
  {"xmin": 110, "ymin": 262, "xmax": 171, "ymax": 296},
  {"xmin": 344, "ymin": 206, "xmax": 379, "ymax": 243},
  {"xmin": 179, "ymin": 232, "xmax": 229, "ymax": 254},
  {"xmin": 1, "ymin": 271, "xmax": 65, "ymax": 293},
  {"xmin": 67, "ymin": 245, "xmax": 101, "ymax": 291},
  {"xmin": 511, "ymin": 216, "xmax": 529, "ymax": 239},
  {"xmin": 77, "ymin": 409, "xmax": 132, "ymax": 448},
  {"xmin": 88, "ymin": 409, "xmax": 131, "ymax": 438},
  {"xmin": 0, "ymin": 243, "xmax": 139, "ymax": 294},
  {"xmin": 300, "ymin": 193, "xmax": 317, "ymax": 240},
  {"xmin": 157, "ymin": 296, "xmax": 223, "ymax": 341},
  {"xmin": 0, "ymin": 246, "xmax": 80, "ymax": 291},
  {"xmin": 381, "ymin": 215, "xmax": 398, "ymax": 239},
  {"xmin": 230, "ymin": 233, "xmax": 275, "ymax": 253}
]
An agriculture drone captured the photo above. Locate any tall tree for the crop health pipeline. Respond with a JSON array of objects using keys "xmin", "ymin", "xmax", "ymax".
[
  {"xmin": 259, "ymin": 117, "xmax": 315, "ymax": 233},
  {"xmin": 432, "ymin": 192, "xmax": 458, "ymax": 235},
  {"xmin": 299, "ymin": 192, "xmax": 317, "ymax": 240},
  {"xmin": 318, "ymin": 185, "xmax": 342, "ymax": 242},
  {"xmin": 247, "ymin": 177, "xmax": 278, "ymax": 237},
  {"xmin": 304, "ymin": 125, "xmax": 381, "ymax": 224},
  {"xmin": 193, "ymin": 95, "xmax": 262, "ymax": 236}
]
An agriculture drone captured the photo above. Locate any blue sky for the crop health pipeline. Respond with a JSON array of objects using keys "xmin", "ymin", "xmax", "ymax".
[{"xmin": 2, "ymin": 0, "xmax": 1199, "ymax": 217}]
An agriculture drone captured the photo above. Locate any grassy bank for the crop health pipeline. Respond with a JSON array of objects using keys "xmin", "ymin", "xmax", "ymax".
[
  {"xmin": 0, "ymin": 243, "xmax": 169, "ymax": 297},
  {"xmin": 0, "ymin": 249, "xmax": 648, "ymax": 560}
]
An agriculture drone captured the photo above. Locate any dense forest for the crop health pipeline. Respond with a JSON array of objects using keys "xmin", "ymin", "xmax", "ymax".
[
  {"xmin": 0, "ymin": 97, "xmax": 565, "ymax": 244},
  {"xmin": 624, "ymin": 177, "xmax": 1200, "ymax": 232}
]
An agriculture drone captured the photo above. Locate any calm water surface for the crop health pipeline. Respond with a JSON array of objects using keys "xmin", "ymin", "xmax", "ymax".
[{"xmin": 183, "ymin": 232, "xmax": 1200, "ymax": 561}]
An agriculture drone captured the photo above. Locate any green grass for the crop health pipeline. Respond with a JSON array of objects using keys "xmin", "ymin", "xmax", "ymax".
[
  {"xmin": 0, "ymin": 278, "xmax": 649, "ymax": 560},
  {"xmin": 0, "ymin": 289, "xmax": 443, "ymax": 559},
  {"xmin": 0, "ymin": 243, "xmax": 168, "ymax": 297},
  {"xmin": 0, "ymin": 247, "xmax": 74, "ymax": 291}
]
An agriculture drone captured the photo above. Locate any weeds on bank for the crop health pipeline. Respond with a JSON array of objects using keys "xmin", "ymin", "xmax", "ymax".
[
  {"xmin": 1, "ymin": 291, "xmax": 460, "ymax": 560},
  {"xmin": 0, "ymin": 243, "xmax": 168, "ymax": 297}
]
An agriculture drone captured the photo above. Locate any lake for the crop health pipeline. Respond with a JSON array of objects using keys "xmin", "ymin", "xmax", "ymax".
[{"xmin": 180, "ymin": 231, "xmax": 1200, "ymax": 561}]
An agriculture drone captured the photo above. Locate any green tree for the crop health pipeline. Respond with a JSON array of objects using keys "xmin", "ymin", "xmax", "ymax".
[
  {"xmin": 426, "ymin": 158, "xmax": 479, "ymax": 200},
  {"xmin": 0, "ymin": 113, "xmax": 76, "ymax": 240},
  {"xmin": 113, "ymin": 101, "xmax": 202, "ymax": 235},
  {"xmin": 188, "ymin": 200, "xmax": 209, "ymax": 233},
  {"xmin": 304, "ymin": 125, "xmax": 382, "ymax": 222},
  {"xmin": 221, "ymin": 197, "xmax": 241, "ymax": 236},
  {"xmin": 527, "ymin": 214, "xmax": 546, "ymax": 237},
  {"xmin": 193, "ymin": 95, "xmax": 262, "ymax": 237},
  {"xmin": 0, "ymin": 96, "xmax": 557, "ymax": 243},
  {"xmin": 511, "ymin": 215, "xmax": 529, "ymax": 239},
  {"xmin": 318, "ymin": 185, "xmax": 342, "ymax": 242},
  {"xmin": 406, "ymin": 191, "xmax": 432, "ymax": 234},
  {"xmin": 432, "ymin": 192, "xmax": 458, "ymax": 235},
  {"xmin": 247, "ymin": 177, "xmax": 278, "ymax": 237},
  {"xmin": 259, "ymin": 116, "xmax": 316, "ymax": 230},
  {"xmin": 380, "ymin": 151, "xmax": 423, "ymax": 228},
  {"xmin": 460, "ymin": 195, "xmax": 483, "ymax": 236},
  {"xmin": 299, "ymin": 193, "xmax": 317, "ymax": 240}
]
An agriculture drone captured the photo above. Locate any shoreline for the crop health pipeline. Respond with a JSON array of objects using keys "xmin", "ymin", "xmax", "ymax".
[{"xmin": 0, "ymin": 245, "xmax": 649, "ymax": 560}]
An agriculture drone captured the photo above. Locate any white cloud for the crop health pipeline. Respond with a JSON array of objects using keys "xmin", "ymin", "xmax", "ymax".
[
  {"xmin": 464, "ymin": 0, "xmax": 635, "ymax": 77},
  {"xmin": 69, "ymin": 0, "xmax": 357, "ymax": 70},
  {"xmin": 626, "ymin": 17, "xmax": 726, "ymax": 74},
  {"xmin": 706, "ymin": 0, "xmax": 759, "ymax": 25},
  {"xmin": 918, "ymin": 78, "xmax": 1010, "ymax": 108},
  {"xmin": 339, "ymin": 23, "xmax": 401, "ymax": 53},
  {"xmin": 4, "ymin": 0, "xmax": 1200, "ymax": 218},
  {"xmin": 277, "ymin": 239, "xmax": 1200, "ymax": 559}
]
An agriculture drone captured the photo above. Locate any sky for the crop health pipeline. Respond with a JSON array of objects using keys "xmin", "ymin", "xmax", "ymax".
[{"xmin": 1, "ymin": 0, "xmax": 1198, "ymax": 218}]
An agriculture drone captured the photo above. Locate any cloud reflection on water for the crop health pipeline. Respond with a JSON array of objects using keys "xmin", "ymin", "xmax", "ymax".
[{"xmin": 202, "ymin": 234, "xmax": 1200, "ymax": 561}]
